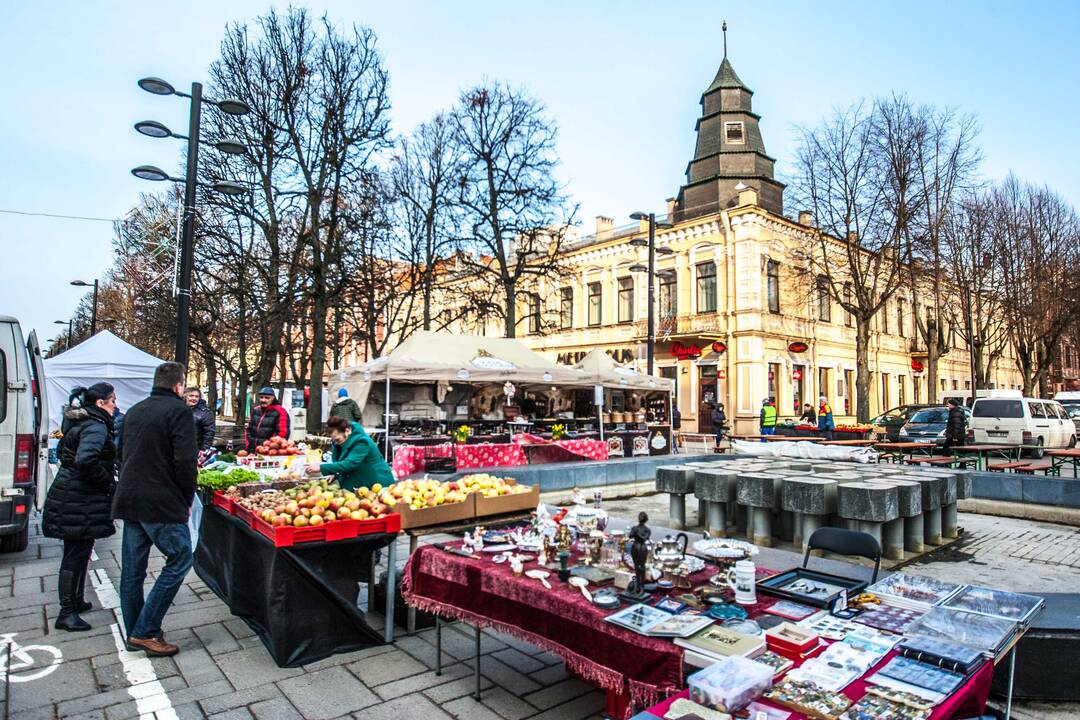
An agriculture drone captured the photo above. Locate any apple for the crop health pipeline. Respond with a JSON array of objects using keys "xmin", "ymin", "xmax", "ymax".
[
  {"xmin": 273, "ymin": 515, "xmax": 288, "ymax": 527},
  {"xmin": 285, "ymin": 501, "xmax": 299, "ymax": 515},
  {"xmin": 344, "ymin": 499, "xmax": 360, "ymax": 511},
  {"xmin": 328, "ymin": 499, "xmax": 342, "ymax": 512},
  {"xmin": 310, "ymin": 505, "xmax": 325, "ymax": 516},
  {"xmin": 353, "ymin": 509, "xmax": 369, "ymax": 520},
  {"xmin": 324, "ymin": 511, "xmax": 336, "ymax": 522},
  {"xmin": 309, "ymin": 515, "xmax": 324, "ymax": 526},
  {"xmin": 293, "ymin": 516, "xmax": 309, "ymax": 527},
  {"xmin": 301, "ymin": 508, "xmax": 311, "ymax": 517}
]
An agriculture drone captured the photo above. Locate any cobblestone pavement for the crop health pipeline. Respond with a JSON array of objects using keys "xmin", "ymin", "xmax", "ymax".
[{"xmin": 1, "ymin": 506, "xmax": 1078, "ymax": 719}]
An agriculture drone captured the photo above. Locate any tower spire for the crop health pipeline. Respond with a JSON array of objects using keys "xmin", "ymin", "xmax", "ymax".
[{"xmin": 722, "ymin": 20, "xmax": 728, "ymax": 58}]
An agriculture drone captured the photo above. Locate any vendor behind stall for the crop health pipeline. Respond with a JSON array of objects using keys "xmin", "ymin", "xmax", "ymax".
[{"xmin": 306, "ymin": 416, "xmax": 394, "ymax": 491}]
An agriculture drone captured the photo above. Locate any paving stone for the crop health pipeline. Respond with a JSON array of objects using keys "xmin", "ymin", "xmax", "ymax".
[
  {"xmin": 524, "ymin": 678, "xmax": 594, "ymax": 710},
  {"xmin": 532, "ymin": 650, "xmax": 565, "ymax": 665},
  {"xmin": 64, "ymin": 710, "xmax": 108, "ymax": 720},
  {"xmin": 348, "ymin": 648, "xmax": 428, "ymax": 687},
  {"xmin": 199, "ymin": 685, "xmax": 284, "ymax": 716},
  {"xmin": 193, "ymin": 622, "xmax": 243, "ymax": 655},
  {"xmin": 444, "ymin": 695, "xmax": 505, "ymax": 720},
  {"xmin": 224, "ymin": 618, "xmax": 256, "ymax": 639},
  {"xmin": 14, "ymin": 560, "xmax": 58, "ymax": 579},
  {"xmin": 439, "ymin": 622, "xmax": 507, "ymax": 657},
  {"xmin": 9, "ymin": 657, "xmax": 100, "ymax": 712},
  {"xmin": 173, "ymin": 644, "xmax": 229, "ymax": 686},
  {"xmin": 278, "ymin": 665, "xmax": 379, "ymax": 719},
  {"xmin": 466, "ymin": 654, "xmax": 541, "ymax": 696},
  {"xmin": 216, "ymin": 645, "xmax": 305, "ymax": 690},
  {"xmin": 250, "ymin": 697, "xmax": 304, "ymax": 720},
  {"xmin": 392, "ymin": 633, "xmax": 443, "ymax": 669},
  {"xmin": 56, "ymin": 674, "xmax": 187, "ymax": 717},
  {"xmin": 301, "ymin": 642, "xmax": 395, "ymax": 672},
  {"xmin": 491, "ymin": 646, "xmax": 545, "ymax": 674},
  {"xmin": 169, "ymin": 702, "xmax": 210, "ymax": 720},
  {"xmin": 348, "ymin": 694, "xmax": 452, "ymax": 720},
  {"xmin": 372, "ymin": 661, "xmax": 471, "ymax": 701},
  {"xmin": 526, "ymin": 691, "xmax": 607, "ymax": 720},
  {"xmin": 474, "ymin": 685, "xmax": 538, "ymax": 720},
  {"xmin": 421, "ymin": 671, "xmax": 495, "ymax": 704},
  {"xmin": 11, "ymin": 577, "xmax": 44, "ymax": 595},
  {"xmin": 531, "ymin": 661, "xmax": 570, "ymax": 686},
  {"xmin": 92, "ymin": 655, "xmax": 180, "ymax": 693},
  {"xmin": 484, "ymin": 629, "xmax": 541, "ymax": 655},
  {"xmin": 164, "ymin": 602, "xmax": 236, "ymax": 632},
  {"xmin": 209, "ymin": 709, "xmax": 254, "ymax": 720}
]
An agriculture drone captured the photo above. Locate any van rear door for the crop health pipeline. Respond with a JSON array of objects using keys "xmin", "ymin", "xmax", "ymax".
[{"xmin": 25, "ymin": 331, "xmax": 51, "ymax": 509}]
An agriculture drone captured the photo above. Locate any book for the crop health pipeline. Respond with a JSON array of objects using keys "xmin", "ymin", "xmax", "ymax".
[
  {"xmin": 898, "ymin": 636, "xmax": 985, "ymax": 676},
  {"xmin": 752, "ymin": 649, "xmax": 794, "ymax": 678},
  {"xmin": 648, "ymin": 614, "xmax": 714, "ymax": 638},
  {"xmin": 867, "ymin": 656, "xmax": 965, "ymax": 703},
  {"xmin": 763, "ymin": 599, "xmax": 818, "ymax": 621},
  {"xmin": 604, "ymin": 603, "xmax": 669, "ymax": 635},
  {"xmin": 675, "ymin": 625, "xmax": 765, "ymax": 659}
]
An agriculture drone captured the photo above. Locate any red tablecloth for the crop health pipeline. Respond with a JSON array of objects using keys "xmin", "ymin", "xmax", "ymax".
[
  {"xmin": 392, "ymin": 435, "xmax": 607, "ymax": 478},
  {"xmin": 391, "ymin": 443, "xmax": 454, "ymax": 478},
  {"xmin": 456, "ymin": 443, "xmax": 528, "ymax": 470},
  {"xmin": 513, "ymin": 433, "xmax": 608, "ymax": 461}
]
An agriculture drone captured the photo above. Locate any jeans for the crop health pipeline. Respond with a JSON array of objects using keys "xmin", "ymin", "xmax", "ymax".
[
  {"xmin": 119, "ymin": 521, "xmax": 193, "ymax": 640},
  {"xmin": 760, "ymin": 426, "xmax": 775, "ymax": 442}
]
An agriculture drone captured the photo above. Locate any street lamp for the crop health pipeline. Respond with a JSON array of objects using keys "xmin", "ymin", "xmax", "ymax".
[
  {"xmin": 628, "ymin": 212, "xmax": 674, "ymax": 376},
  {"xmin": 54, "ymin": 320, "xmax": 72, "ymax": 350},
  {"xmin": 70, "ymin": 279, "xmax": 99, "ymax": 335},
  {"xmin": 132, "ymin": 76, "xmax": 251, "ymax": 368}
]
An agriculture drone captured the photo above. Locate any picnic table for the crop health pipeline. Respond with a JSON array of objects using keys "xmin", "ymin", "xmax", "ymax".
[
  {"xmin": 873, "ymin": 441, "xmax": 936, "ymax": 463},
  {"xmin": 950, "ymin": 443, "xmax": 1023, "ymax": 472},
  {"xmin": 819, "ymin": 439, "xmax": 878, "ymax": 446},
  {"xmin": 1046, "ymin": 448, "xmax": 1080, "ymax": 476},
  {"xmin": 731, "ymin": 434, "xmax": 823, "ymax": 443}
]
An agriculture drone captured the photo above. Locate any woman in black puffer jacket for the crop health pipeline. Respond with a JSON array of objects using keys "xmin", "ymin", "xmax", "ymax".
[{"xmin": 42, "ymin": 383, "xmax": 118, "ymax": 631}]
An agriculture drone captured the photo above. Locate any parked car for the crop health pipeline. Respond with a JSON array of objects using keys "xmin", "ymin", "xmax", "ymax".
[
  {"xmin": 871, "ymin": 404, "xmax": 934, "ymax": 441},
  {"xmin": 1054, "ymin": 391, "xmax": 1080, "ymax": 434},
  {"xmin": 0, "ymin": 316, "xmax": 51, "ymax": 552},
  {"xmin": 898, "ymin": 406, "xmax": 969, "ymax": 446},
  {"xmin": 969, "ymin": 394, "xmax": 1076, "ymax": 458}
]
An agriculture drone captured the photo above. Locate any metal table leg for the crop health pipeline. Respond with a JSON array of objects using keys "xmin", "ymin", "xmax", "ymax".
[
  {"xmin": 1005, "ymin": 645, "xmax": 1016, "ymax": 720},
  {"xmin": 384, "ymin": 537, "xmax": 397, "ymax": 643},
  {"xmin": 435, "ymin": 616, "xmax": 443, "ymax": 676},
  {"xmin": 406, "ymin": 533, "xmax": 419, "ymax": 634},
  {"xmin": 474, "ymin": 624, "xmax": 482, "ymax": 700}
]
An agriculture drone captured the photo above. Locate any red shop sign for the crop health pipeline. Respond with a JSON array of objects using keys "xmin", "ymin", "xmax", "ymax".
[
  {"xmin": 911, "ymin": 359, "xmax": 925, "ymax": 372},
  {"xmin": 671, "ymin": 342, "xmax": 702, "ymax": 360},
  {"xmin": 792, "ymin": 369, "xmax": 803, "ymax": 381},
  {"xmin": 788, "ymin": 341, "xmax": 809, "ymax": 353},
  {"xmin": 711, "ymin": 341, "xmax": 727, "ymax": 355}
]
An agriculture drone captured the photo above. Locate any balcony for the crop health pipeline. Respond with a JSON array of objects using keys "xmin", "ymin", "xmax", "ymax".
[{"xmin": 634, "ymin": 313, "xmax": 725, "ymax": 340}]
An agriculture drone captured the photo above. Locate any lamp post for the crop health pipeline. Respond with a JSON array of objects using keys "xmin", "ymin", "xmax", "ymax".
[
  {"xmin": 54, "ymin": 320, "xmax": 72, "ymax": 350},
  {"xmin": 70, "ymin": 279, "xmax": 98, "ymax": 335},
  {"xmin": 628, "ymin": 212, "xmax": 674, "ymax": 376},
  {"xmin": 132, "ymin": 76, "xmax": 250, "ymax": 367}
]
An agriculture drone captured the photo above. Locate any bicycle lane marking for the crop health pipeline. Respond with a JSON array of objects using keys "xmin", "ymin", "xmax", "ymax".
[{"xmin": 91, "ymin": 551, "xmax": 178, "ymax": 720}]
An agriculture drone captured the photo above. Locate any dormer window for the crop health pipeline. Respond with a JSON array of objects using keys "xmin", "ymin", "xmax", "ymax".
[{"xmin": 724, "ymin": 121, "xmax": 745, "ymax": 144}]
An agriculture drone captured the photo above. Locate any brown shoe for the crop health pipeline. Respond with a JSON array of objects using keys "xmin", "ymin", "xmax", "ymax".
[{"xmin": 126, "ymin": 636, "xmax": 179, "ymax": 657}]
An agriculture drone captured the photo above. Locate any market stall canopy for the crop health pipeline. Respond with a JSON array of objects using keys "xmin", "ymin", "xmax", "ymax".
[
  {"xmin": 572, "ymin": 349, "xmax": 674, "ymax": 392},
  {"xmin": 43, "ymin": 330, "xmax": 167, "ymax": 431}
]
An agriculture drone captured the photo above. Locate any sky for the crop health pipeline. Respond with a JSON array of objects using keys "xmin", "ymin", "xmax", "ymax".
[{"xmin": 2, "ymin": 1, "xmax": 1079, "ymax": 348}]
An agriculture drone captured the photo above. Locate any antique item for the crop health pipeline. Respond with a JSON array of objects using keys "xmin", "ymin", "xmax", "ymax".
[
  {"xmin": 866, "ymin": 573, "xmax": 963, "ymax": 612},
  {"xmin": 675, "ymin": 624, "xmax": 765, "ymax": 660},
  {"xmin": 705, "ymin": 603, "xmax": 747, "ymax": 621},
  {"xmin": 586, "ymin": 530, "xmax": 605, "ymax": 566},
  {"xmin": 941, "ymin": 585, "xmax": 1044, "ymax": 626},
  {"xmin": 622, "ymin": 511, "xmax": 652, "ymax": 601},
  {"xmin": 557, "ymin": 550, "xmax": 571, "ymax": 582},
  {"xmin": 688, "ymin": 655, "xmax": 772, "ymax": 712},
  {"xmin": 725, "ymin": 559, "xmax": 758, "ymax": 605},
  {"xmin": 663, "ymin": 698, "xmax": 734, "ymax": 720},
  {"xmin": 764, "ymin": 623, "xmax": 819, "ymax": 654},
  {"xmin": 765, "ymin": 677, "xmax": 853, "ymax": 718},
  {"xmin": 604, "ymin": 602, "xmax": 669, "ymax": 635},
  {"xmin": 762, "ymin": 599, "xmax": 818, "ymax": 621},
  {"xmin": 568, "ymin": 575, "xmax": 592, "ymax": 602},
  {"xmin": 903, "ymin": 605, "xmax": 1017, "ymax": 657},
  {"xmin": 525, "ymin": 569, "xmax": 552, "ymax": 589},
  {"xmin": 693, "ymin": 537, "xmax": 759, "ymax": 565},
  {"xmin": 570, "ymin": 565, "xmax": 616, "ymax": 584},
  {"xmin": 756, "ymin": 568, "xmax": 867, "ymax": 608},
  {"xmin": 648, "ymin": 613, "xmax": 714, "ymax": 638},
  {"xmin": 592, "ymin": 587, "xmax": 621, "ymax": 610},
  {"xmin": 656, "ymin": 596, "xmax": 687, "ymax": 614}
]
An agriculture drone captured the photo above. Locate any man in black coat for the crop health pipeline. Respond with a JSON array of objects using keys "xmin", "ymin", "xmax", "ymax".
[
  {"xmin": 247, "ymin": 387, "xmax": 290, "ymax": 451},
  {"xmin": 943, "ymin": 398, "xmax": 967, "ymax": 451},
  {"xmin": 113, "ymin": 362, "xmax": 196, "ymax": 657},
  {"xmin": 185, "ymin": 387, "xmax": 216, "ymax": 452}
]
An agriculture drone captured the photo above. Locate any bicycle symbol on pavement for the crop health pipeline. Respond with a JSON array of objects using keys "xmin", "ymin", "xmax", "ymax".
[{"xmin": 0, "ymin": 632, "xmax": 63, "ymax": 683}]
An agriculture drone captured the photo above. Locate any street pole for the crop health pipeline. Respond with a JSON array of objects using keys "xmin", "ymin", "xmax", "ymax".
[
  {"xmin": 647, "ymin": 213, "xmax": 656, "ymax": 377},
  {"xmin": 175, "ymin": 82, "xmax": 203, "ymax": 368},
  {"xmin": 67, "ymin": 320, "xmax": 73, "ymax": 350},
  {"xmin": 90, "ymin": 279, "xmax": 99, "ymax": 336}
]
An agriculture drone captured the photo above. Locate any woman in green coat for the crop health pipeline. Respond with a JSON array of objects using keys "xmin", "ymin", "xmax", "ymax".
[{"xmin": 306, "ymin": 416, "xmax": 395, "ymax": 491}]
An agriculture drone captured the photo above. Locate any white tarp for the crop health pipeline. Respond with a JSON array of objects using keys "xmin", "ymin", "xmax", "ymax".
[
  {"xmin": 730, "ymin": 439, "xmax": 880, "ymax": 463},
  {"xmin": 43, "ymin": 330, "xmax": 166, "ymax": 431}
]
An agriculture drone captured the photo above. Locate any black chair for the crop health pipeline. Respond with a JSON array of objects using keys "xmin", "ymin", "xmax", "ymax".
[{"xmin": 802, "ymin": 527, "xmax": 881, "ymax": 583}]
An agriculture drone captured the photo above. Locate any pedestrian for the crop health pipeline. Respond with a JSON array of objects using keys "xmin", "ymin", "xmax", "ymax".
[
  {"xmin": 672, "ymin": 405, "xmax": 681, "ymax": 430},
  {"xmin": 943, "ymin": 398, "xmax": 966, "ymax": 452},
  {"xmin": 247, "ymin": 387, "xmax": 290, "ymax": 451},
  {"xmin": 799, "ymin": 403, "xmax": 817, "ymax": 425},
  {"xmin": 113, "ymin": 404, "xmax": 125, "ymax": 465},
  {"xmin": 305, "ymin": 416, "xmax": 394, "ymax": 491},
  {"xmin": 817, "ymin": 395, "xmax": 836, "ymax": 440},
  {"xmin": 710, "ymin": 403, "xmax": 727, "ymax": 446},
  {"xmin": 759, "ymin": 398, "xmax": 777, "ymax": 440},
  {"xmin": 185, "ymin": 387, "xmax": 216, "ymax": 452},
  {"xmin": 42, "ymin": 383, "xmax": 118, "ymax": 632},
  {"xmin": 329, "ymin": 387, "xmax": 363, "ymax": 424},
  {"xmin": 112, "ymin": 362, "xmax": 197, "ymax": 656}
]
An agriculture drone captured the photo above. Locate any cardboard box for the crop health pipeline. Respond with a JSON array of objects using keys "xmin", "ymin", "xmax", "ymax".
[
  {"xmin": 395, "ymin": 494, "xmax": 476, "ymax": 529},
  {"xmin": 474, "ymin": 482, "xmax": 539, "ymax": 519}
]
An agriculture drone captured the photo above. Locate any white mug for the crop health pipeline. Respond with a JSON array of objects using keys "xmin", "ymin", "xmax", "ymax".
[{"xmin": 726, "ymin": 560, "xmax": 757, "ymax": 605}]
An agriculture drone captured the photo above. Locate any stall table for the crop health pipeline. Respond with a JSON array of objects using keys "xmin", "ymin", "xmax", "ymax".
[
  {"xmin": 730, "ymin": 435, "xmax": 823, "ymax": 443},
  {"xmin": 819, "ymin": 438, "xmax": 879, "ymax": 446},
  {"xmin": 874, "ymin": 441, "xmax": 937, "ymax": 463},
  {"xmin": 194, "ymin": 505, "xmax": 398, "ymax": 667},
  {"xmin": 1046, "ymin": 448, "xmax": 1080, "ymax": 476},
  {"xmin": 950, "ymin": 443, "xmax": 1023, "ymax": 472}
]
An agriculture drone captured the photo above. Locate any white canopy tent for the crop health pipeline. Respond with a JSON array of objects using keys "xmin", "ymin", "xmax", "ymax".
[
  {"xmin": 43, "ymin": 331, "xmax": 166, "ymax": 431},
  {"xmin": 571, "ymin": 349, "xmax": 674, "ymax": 392}
]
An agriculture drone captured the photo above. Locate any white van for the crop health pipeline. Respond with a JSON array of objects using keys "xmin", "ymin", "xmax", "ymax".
[
  {"xmin": 0, "ymin": 317, "xmax": 51, "ymax": 552},
  {"xmin": 970, "ymin": 393, "xmax": 1077, "ymax": 458}
]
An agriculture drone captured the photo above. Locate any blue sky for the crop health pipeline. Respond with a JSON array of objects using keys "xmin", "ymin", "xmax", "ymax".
[{"xmin": 2, "ymin": 1, "xmax": 1078, "ymax": 347}]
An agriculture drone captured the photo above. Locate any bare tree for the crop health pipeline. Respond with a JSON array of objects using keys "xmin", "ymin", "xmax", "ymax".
[{"xmin": 451, "ymin": 81, "xmax": 576, "ymax": 338}]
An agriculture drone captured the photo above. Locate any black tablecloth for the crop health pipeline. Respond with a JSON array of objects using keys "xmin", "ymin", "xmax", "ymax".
[{"xmin": 194, "ymin": 506, "xmax": 395, "ymax": 667}]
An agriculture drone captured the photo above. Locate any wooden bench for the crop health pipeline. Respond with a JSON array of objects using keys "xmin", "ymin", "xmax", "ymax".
[
  {"xmin": 989, "ymin": 461, "xmax": 1029, "ymax": 472},
  {"xmin": 1014, "ymin": 462, "xmax": 1054, "ymax": 475},
  {"xmin": 905, "ymin": 456, "xmax": 957, "ymax": 466}
]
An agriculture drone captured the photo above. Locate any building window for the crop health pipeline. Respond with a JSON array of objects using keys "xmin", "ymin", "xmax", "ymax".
[
  {"xmin": 767, "ymin": 362, "xmax": 780, "ymax": 407},
  {"xmin": 559, "ymin": 287, "xmax": 573, "ymax": 329},
  {"xmin": 898, "ymin": 374, "xmax": 906, "ymax": 406},
  {"xmin": 818, "ymin": 367, "xmax": 831, "ymax": 408},
  {"xmin": 881, "ymin": 300, "xmax": 889, "ymax": 334},
  {"xmin": 843, "ymin": 369, "xmax": 854, "ymax": 415},
  {"xmin": 724, "ymin": 121, "xmax": 745, "ymax": 145},
  {"xmin": 660, "ymin": 366, "xmax": 678, "ymax": 418},
  {"xmin": 528, "ymin": 293, "xmax": 541, "ymax": 334},
  {"xmin": 697, "ymin": 262, "xmax": 717, "ymax": 313},
  {"xmin": 659, "ymin": 273, "xmax": 677, "ymax": 318},
  {"xmin": 843, "ymin": 283, "xmax": 853, "ymax": 327},
  {"xmin": 587, "ymin": 282, "xmax": 602, "ymax": 326},
  {"xmin": 881, "ymin": 373, "xmax": 891, "ymax": 412},
  {"xmin": 617, "ymin": 277, "xmax": 634, "ymax": 323},
  {"xmin": 792, "ymin": 365, "xmax": 806, "ymax": 416},
  {"xmin": 817, "ymin": 276, "xmax": 831, "ymax": 322},
  {"xmin": 766, "ymin": 260, "xmax": 780, "ymax": 314},
  {"xmin": 897, "ymin": 298, "xmax": 906, "ymax": 338}
]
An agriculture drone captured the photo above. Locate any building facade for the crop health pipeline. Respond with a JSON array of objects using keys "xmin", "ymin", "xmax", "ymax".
[{"xmin": 437, "ymin": 52, "xmax": 1025, "ymax": 433}]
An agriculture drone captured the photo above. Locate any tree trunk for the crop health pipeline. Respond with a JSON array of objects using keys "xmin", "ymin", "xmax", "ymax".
[
  {"xmin": 926, "ymin": 318, "xmax": 939, "ymax": 404},
  {"xmin": 503, "ymin": 281, "xmax": 517, "ymax": 338},
  {"xmin": 307, "ymin": 292, "xmax": 329, "ymax": 434},
  {"xmin": 237, "ymin": 369, "xmax": 249, "ymax": 428},
  {"xmin": 855, "ymin": 317, "xmax": 872, "ymax": 422}
]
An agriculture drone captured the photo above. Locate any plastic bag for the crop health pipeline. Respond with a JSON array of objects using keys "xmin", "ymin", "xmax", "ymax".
[{"xmin": 189, "ymin": 492, "xmax": 204, "ymax": 549}]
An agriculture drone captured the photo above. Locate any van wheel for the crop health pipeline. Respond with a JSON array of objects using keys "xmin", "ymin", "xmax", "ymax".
[
  {"xmin": 1070, "ymin": 435, "xmax": 1077, "ymax": 449},
  {"xmin": 1030, "ymin": 438, "xmax": 1045, "ymax": 459},
  {"xmin": 0, "ymin": 527, "xmax": 28, "ymax": 553}
]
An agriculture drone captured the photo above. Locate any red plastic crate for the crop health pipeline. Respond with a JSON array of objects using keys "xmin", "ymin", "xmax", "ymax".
[
  {"xmin": 212, "ymin": 492, "xmax": 234, "ymax": 514},
  {"xmin": 251, "ymin": 513, "xmax": 401, "ymax": 548},
  {"xmin": 232, "ymin": 503, "xmax": 257, "ymax": 528}
]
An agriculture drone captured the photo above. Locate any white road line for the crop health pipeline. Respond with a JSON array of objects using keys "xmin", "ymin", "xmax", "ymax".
[{"xmin": 91, "ymin": 555, "xmax": 178, "ymax": 720}]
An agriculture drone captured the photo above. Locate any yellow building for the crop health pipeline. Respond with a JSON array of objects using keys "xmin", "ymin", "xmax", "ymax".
[{"xmin": 440, "ymin": 52, "xmax": 1024, "ymax": 433}]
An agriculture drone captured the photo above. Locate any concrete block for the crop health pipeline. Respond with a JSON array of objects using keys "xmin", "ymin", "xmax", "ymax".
[
  {"xmin": 838, "ymin": 482, "xmax": 899, "ymax": 523},
  {"xmin": 736, "ymin": 473, "xmax": 781, "ymax": 509},
  {"xmin": 655, "ymin": 465, "xmax": 696, "ymax": 494},
  {"xmin": 972, "ymin": 472, "xmax": 1023, "ymax": 503},
  {"xmin": 940, "ymin": 475, "xmax": 958, "ymax": 505},
  {"xmin": 693, "ymin": 468, "xmax": 738, "ymax": 503},
  {"xmin": 780, "ymin": 477, "xmax": 838, "ymax": 516},
  {"xmin": 870, "ymin": 479, "xmax": 921, "ymax": 517},
  {"xmin": 902, "ymin": 474, "xmax": 944, "ymax": 511}
]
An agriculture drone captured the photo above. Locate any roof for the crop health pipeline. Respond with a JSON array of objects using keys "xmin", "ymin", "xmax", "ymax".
[
  {"xmin": 704, "ymin": 57, "xmax": 750, "ymax": 94},
  {"xmin": 572, "ymin": 349, "xmax": 674, "ymax": 392}
]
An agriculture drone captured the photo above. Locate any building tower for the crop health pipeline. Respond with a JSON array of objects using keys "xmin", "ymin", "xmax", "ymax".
[{"xmin": 673, "ymin": 26, "xmax": 785, "ymax": 222}]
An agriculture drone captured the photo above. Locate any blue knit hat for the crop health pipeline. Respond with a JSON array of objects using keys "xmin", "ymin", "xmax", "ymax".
[{"xmin": 338, "ymin": 388, "xmax": 348, "ymax": 398}]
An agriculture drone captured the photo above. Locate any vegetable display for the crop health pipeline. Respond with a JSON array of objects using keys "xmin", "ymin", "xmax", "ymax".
[{"xmin": 197, "ymin": 467, "xmax": 263, "ymax": 490}]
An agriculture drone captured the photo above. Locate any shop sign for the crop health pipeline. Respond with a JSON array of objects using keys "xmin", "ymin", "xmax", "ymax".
[
  {"xmin": 788, "ymin": 341, "xmax": 809, "ymax": 353},
  {"xmin": 556, "ymin": 348, "xmax": 635, "ymax": 365},
  {"xmin": 670, "ymin": 342, "xmax": 702, "ymax": 360},
  {"xmin": 711, "ymin": 341, "xmax": 727, "ymax": 355},
  {"xmin": 911, "ymin": 359, "xmax": 925, "ymax": 372},
  {"xmin": 792, "ymin": 369, "xmax": 803, "ymax": 381},
  {"xmin": 718, "ymin": 369, "xmax": 726, "ymax": 380}
]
